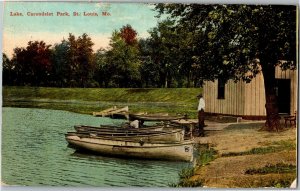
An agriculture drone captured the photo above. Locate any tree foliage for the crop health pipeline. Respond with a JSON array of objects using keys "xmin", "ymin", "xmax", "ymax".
[
  {"xmin": 9, "ymin": 41, "xmax": 52, "ymax": 86},
  {"xmin": 120, "ymin": 24, "xmax": 138, "ymax": 46},
  {"xmin": 89, "ymin": 25, "xmax": 142, "ymax": 88},
  {"xmin": 3, "ymin": 4, "xmax": 296, "ymax": 107},
  {"xmin": 155, "ymin": 4, "xmax": 296, "ymax": 131}
]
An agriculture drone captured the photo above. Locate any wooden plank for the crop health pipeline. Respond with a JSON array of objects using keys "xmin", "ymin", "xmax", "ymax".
[
  {"xmin": 93, "ymin": 106, "xmax": 128, "ymax": 117},
  {"xmin": 238, "ymin": 81, "xmax": 242, "ymax": 115},
  {"xmin": 110, "ymin": 106, "xmax": 129, "ymax": 114},
  {"xmin": 92, "ymin": 106, "xmax": 117, "ymax": 116},
  {"xmin": 255, "ymin": 75, "xmax": 258, "ymax": 116},
  {"xmin": 231, "ymin": 80, "xmax": 236, "ymax": 115},
  {"xmin": 290, "ymin": 70, "xmax": 297, "ymax": 114}
]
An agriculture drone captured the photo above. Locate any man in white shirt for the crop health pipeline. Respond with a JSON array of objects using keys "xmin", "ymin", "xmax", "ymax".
[
  {"xmin": 130, "ymin": 120, "xmax": 140, "ymax": 128},
  {"xmin": 197, "ymin": 94, "xmax": 205, "ymax": 136}
]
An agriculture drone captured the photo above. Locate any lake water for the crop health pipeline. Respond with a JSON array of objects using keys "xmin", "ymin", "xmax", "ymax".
[{"xmin": 1, "ymin": 107, "xmax": 190, "ymax": 187}]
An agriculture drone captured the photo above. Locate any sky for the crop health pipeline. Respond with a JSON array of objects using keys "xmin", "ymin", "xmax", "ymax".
[{"xmin": 3, "ymin": 2, "xmax": 161, "ymax": 58}]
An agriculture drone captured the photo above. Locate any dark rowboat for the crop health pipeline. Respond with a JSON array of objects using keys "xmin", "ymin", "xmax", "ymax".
[
  {"xmin": 74, "ymin": 125, "xmax": 165, "ymax": 133},
  {"xmin": 70, "ymin": 127, "xmax": 185, "ymax": 142},
  {"xmin": 129, "ymin": 114, "xmax": 186, "ymax": 121}
]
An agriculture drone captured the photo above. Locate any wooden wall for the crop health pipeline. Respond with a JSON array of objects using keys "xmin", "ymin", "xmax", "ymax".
[
  {"xmin": 203, "ymin": 66, "xmax": 298, "ymax": 117},
  {"xmin": 203, "ymin": 80, "xmax": 245, "ymax": 116},
  {"xmin": 244, "ymin": 72, "xmax": 266, "ymax": 116}
]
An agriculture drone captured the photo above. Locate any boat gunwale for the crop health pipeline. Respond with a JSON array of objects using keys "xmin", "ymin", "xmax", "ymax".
[
  {"xmin": 129, "ymin": 114, "xmax": 186, "ymax": 121},
  {"xmin": 72, "ymin": 127, "xmax": 184, "ymax": 135},
  {"xmin": 66, "ymin": 131, "xmax": 185, "ymax": 140},
  {"xmin": 66, "ymin": 136, "xmax": 194, "ymax": 148}
]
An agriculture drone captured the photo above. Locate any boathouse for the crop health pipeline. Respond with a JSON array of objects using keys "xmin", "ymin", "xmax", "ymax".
[{"xmin": 203, "ymin": 66, "xmax": 298, "ymax": 119}]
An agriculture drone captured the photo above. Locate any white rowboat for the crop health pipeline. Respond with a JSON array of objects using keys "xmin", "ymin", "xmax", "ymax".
[{"xmin": 65, "ymin": 134, "xmax": 194, "ymax": 161}]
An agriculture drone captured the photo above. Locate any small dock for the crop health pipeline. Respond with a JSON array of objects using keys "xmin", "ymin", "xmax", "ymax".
[
  {"xmin": 93, "ymin": 106, "xmax": 129, "ymax": 119},
  {"xmin": 171, "ymin": 119, "xmax": 232, "ymax": 138},
  {"xmin": 171, "ymin": 119, "xmax": 198, "ymax": 138}
]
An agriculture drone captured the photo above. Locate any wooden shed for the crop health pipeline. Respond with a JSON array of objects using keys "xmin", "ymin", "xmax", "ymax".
[{"xmin": 203, "ymin": 66, "xmax": 298, "ymax": 119}]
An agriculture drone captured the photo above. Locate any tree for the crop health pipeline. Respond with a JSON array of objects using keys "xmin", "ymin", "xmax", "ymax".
[
  {"xmin": 51, "ymin": 40, "xmax": 69, "ymax": 87},
  {"xmin": 147, "ymin": 20, "xmax": 181, "ymax": 88},
  {"xmin": 120, "ymin": 24, "xmax": 138, "ymax": 46},
  {"xmin": 139, "ymin": 38, "xmax": 160, "ymax": 87},
  {"xmin": 76, "ymin": 33, "xmax": 95, "ymax": 87},
  {"xmin": 64, "ymin": 33, "xmax": 95, "ymax": 87},
  {"xmin": 94, "ymin": 48, "xmax": 109, "ymax": 87},
  {"xmin": 104, "ymin": 25, "xmax": 141, "ymax": 87},
  {"xmin": 3, "ymin": 53, "xmax": 15, "ymax": 85},
  {"xmin": 11, "ymin": 41, "xmax": 52, "ymax": 86},
  {"xmin": 156, "ymin": 4, "xmax": 296, "ymax": 131}
]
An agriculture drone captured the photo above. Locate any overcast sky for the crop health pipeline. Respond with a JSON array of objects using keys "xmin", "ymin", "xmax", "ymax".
[{"xmin": 3, "ymin": 2, "xmax": 160, "ymax": 58}]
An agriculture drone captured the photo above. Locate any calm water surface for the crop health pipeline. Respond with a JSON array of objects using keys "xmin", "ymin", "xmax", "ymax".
[{"xmin": 2, "ymin": 107, "xmax": 190, "ymax": 187}]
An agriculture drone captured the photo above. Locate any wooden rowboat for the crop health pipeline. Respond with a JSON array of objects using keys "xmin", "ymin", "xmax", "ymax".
[
  {"xmin": 129, "ymin": 113, "xmax": 186, "ymax": 121},
  {"xmin": 70, "ymin": 127, "xmax": 185, "ymax": 142},
  {"xmin": 65, "ymin": 133, "xmax": 194, "ymax": 161},
  {"xmin": 74, "ymin": 125, "xmax": 165, "ymax": 132}
]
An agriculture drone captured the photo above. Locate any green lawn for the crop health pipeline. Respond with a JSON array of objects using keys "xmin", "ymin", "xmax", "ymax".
[{"xmin": 3, "ymin": 86, "xmax": 202, "ymax": 118}]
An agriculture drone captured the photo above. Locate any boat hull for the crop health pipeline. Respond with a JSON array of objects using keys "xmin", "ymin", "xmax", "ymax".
[
  {"xmin": 66, "ymin": 135, "xmax": 194, "ymax": 161},
  {"xmin": 73, "ymin": 125, "xmax": 185, "ymax": 142},
  {"xmin": 75, "ymin": 125, "xmax": 165, "ymax": 132},
  {"xmin": 129, "ymin": 114, "xmax": 186, "ymax": 121}
]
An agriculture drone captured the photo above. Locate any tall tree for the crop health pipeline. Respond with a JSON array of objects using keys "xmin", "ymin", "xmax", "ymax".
[
  {"xmin": 76, "ymin": 33, "xmax": 95, "ymax": 87},
  {"xmin": 94, "ymin": 48, "xmax": 109, "ymax": 87},
  {"xmin": 156, "ymin": 4, "xmax": 296, "ymax": 131},
  {"xmin": 139, "ymin": 38, "xmax": 160, "ymax": 87},
  {"xmin": 11, "ymin": 41, "xmax": 52, "ymax": 86},
  {"xmin": 52, "ymin": 40, "xmax": 69, "ymax": 87},
  {"xmin": 104, "ymin": 25, "xmax": 141, "ymax": 87},
  {"xmin": 120, "ymin": 24, "xmax": 138, "ymax": 46},
  {"xmin": 147, "ymin": 20, "xmax": 180, "ymax": 88},
  {"xmin": 66, "ymin": 33, "xmax": 95, "ymax": 87},
  {"xmin": 3, "ymin": 53, "xmax": 14, "ymax": 85}
]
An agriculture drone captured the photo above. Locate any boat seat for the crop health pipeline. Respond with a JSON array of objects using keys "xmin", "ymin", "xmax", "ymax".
[{"xmin": 284, "ymin": 111, "xmax": 297, "ymax": 128}]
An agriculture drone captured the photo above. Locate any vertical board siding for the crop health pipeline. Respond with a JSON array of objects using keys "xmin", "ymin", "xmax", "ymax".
[
  {"xmin": 244, "ymin": 73, "xmax": 266, "ymax": 116},
  {"xmin": 290, "ymin": 69, "xmax": 297, "ymax": 114},
  {"xmin": 245, "ymin": 81, "xmax": 251, "ymax": 116},
  {"xmin": 203, "ymin": 79, "xmax": 246, "ymax": 116},
  {"xmin": 203, "ymin": 66, "xmax": 297, "ymax": 117}
]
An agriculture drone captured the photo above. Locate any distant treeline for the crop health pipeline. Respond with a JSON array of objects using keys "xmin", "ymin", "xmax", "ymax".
[
  {"xmin": 3, "ymin": 24, "xmax": 202, "ymax": 88},
  {"xmin": 3, "ymin": 4, "xmax": 296, "ymax": 90}
]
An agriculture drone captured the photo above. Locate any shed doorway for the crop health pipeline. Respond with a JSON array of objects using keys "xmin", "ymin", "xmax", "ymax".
[{"xmin": 276, "ymin": 79, "xmax": 291, "ymax": 114}]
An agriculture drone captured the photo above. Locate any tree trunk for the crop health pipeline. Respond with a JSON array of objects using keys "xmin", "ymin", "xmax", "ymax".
[{"xmin": 261, "ymin": 64, "xmax": 282, "ymax": 131}]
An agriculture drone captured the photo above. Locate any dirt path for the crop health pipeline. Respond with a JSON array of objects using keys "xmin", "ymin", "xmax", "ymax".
[{"xmin": 192, "ymin": 121, "xmax": 297, "ymax": 188}]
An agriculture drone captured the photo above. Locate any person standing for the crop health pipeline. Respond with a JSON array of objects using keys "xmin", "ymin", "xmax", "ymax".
[{"xmin": 197, "ymin": 94, "xmax": 205, "ymax": 136}]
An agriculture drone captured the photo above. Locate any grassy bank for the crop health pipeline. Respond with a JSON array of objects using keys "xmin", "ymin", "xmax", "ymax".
[{"xmin": 3, "ymin": 86, "xmax": 201, "ymax": 117}]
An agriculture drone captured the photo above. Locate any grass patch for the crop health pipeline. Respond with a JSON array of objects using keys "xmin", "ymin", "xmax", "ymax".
[
  {"xmin": 3, "ymin": 86, "xmax": 200, "ymax": 103},
  {"xmin": 272, "ymin": 139, "xmax": 296, "ymax": 149},
  {"xmin": 196, "ymin": 144, "xmax": 218, "ymax": 166},
  {"xmin": 3, "ymin": 86, "xmax": 201, "ymax": 118},
  {"xmin": 170, "ymin": 144, "xmax": 217, "ymax": 187},
  {"xmin": 169, "ymin": 167, "xmax": 204, "ymax": 187},
  {"xmin": 222, "ymin": 139, "xmax": 296, "ymax": 157},
  {"xmin": 267, "ymin": 179, "xmax": 295, "ymax": 188},
  {"xmin": 235, "ymin": 174, "xmax": 296, "ymax": 188},
  {"xmin": 245, "ymin": 163, "xmax": 296, "ymax": 175}
]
